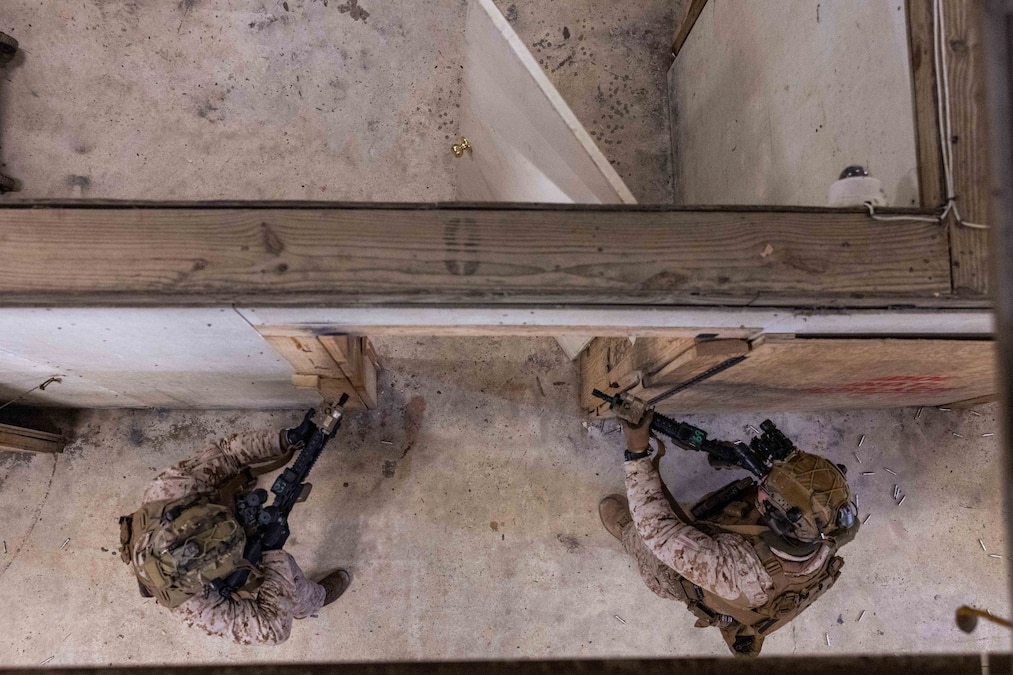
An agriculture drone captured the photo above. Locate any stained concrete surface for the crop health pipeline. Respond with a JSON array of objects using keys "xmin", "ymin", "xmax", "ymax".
[
  {"xmin": 0, "ymin": 337, "xmax": 1009, "ymax": 665},
  {"xmin": 493, "ymin": 0, "xmax": 678, "ymax": 203},
  {"xmin": 0, "ymin": 0, "xmax": 676, "ymax": 203}
]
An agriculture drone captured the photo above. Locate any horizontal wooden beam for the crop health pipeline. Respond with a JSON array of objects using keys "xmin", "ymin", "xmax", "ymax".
[
  {"xmin": 0, "ymin": 205, "xmax": 953, "ymax": 308},
  {"xmin": 0, "ymin": 423, "xmax": 64, "ymax": 454}
]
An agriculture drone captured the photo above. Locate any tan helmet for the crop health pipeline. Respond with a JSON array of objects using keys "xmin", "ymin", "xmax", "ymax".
[
  {"xmin": 757, "ymin": 450, "xmax": 859, "ymax": 552},
  {"xmin": 126, "ymin": 498, "xmax": 248, "ymax": 608}
]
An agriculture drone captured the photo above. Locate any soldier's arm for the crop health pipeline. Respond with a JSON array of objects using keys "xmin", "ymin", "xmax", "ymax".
[
  {"xmin": 624, "ymin": 457, "xmax": 773, "ymax": 607},
  {"xmin": 172, "ymin": 550, "xmax": 299, "ymax": 646},
  {"xmin": 142, "ymin": 430, "xmax": 290, "ymax": 504}
]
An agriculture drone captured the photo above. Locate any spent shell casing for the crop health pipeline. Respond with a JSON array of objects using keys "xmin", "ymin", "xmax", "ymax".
[
  {"xmin": 938, "ymin": 407, "xmax": 952, "ymax": 411},
  {"xmin": 40, "ymin": 656, "xmax": 54, "ymax": 666},
  {"xmin": 989, "ymin": 554, "xmax": 1003, "ymax": 559},
  {"xmin": 952, "ymin": 432, "xmax": 965, "ymax": 439},
  {"xmin": 884, "ymin": 468, "xmax": 897, "ymax": 476},
  {"xmin": 858, "ymin": 435, "xmax": 865, "ymax": 447},
  {"xmin": 980, "ymin": 539, "xmax": 987, "ymax": 552},
  {"xmin": 915, "ymin": 407, "xmax": 924, "ymax": 420},
  {"xmin": 2, "ymin": 540, "xmax": 5, "ymax": 554},
  {"xmin": 897, "ymin": 495, "xmax": 906, "ymax": 506},
  {"xmin": 983, "ymin": 433, "xmax": 995, "ymax": 438},
  {"xmin": 857, "ymin": 610, "xmax": 866, "ymax": 622},
  {"xmin": 825, "ymin": 633, "xmax": 830, "ymax": 646},
  {"xmin": 59, "ymin": 538, "xmax": 70, "ymax": 551},
  {"xmin": 854, "ymin": 452, "xmax": 862, "ymax": 464},
  {"xmin": 863, "ymin": 514, "xmax": 872, "ymax": 524},
  {"xmin": 862, "ymin": 471, "xmax": 876, "ymax": 476},
  {"xmin": 614, "ymin": 615, "xmax": 626, "ymax": 625},
  {"xmin": 970, "ymin": 410, "xmax": 983, "ymax": 417}
]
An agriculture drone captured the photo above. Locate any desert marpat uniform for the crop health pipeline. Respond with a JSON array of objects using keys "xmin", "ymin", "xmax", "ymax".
[
  {"xmin": 130, "ymin": 431, "xmax": 326, "ymax": 645},
  {"xmin": 622, "ymin": 457, "xmax": 844, "ymax": 655}
]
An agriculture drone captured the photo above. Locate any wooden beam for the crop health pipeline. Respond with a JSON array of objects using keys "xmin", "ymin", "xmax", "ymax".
[
  {"xmin": 906, "ymin": 0, "xmax": 992, "ymax": 295},
  {"xmin": 906, "ymin": 0, "xmax": 946, "ymax": 209},
  {"xmin": 671, "ymin": 0, "xmax": 708, "ymax": 57},
  {"xmin": 0, "ymin": 423, "xmax": 64, "ymax": 454},
  {"xmin": 0, "ymin": 205, "xmax": 952, "ymax": 307},
  {"xmin": 944, "ymin": 0, "xmax": 993, "ymax": 296}
]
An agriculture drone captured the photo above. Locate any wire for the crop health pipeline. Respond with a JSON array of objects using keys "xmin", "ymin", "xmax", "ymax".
[
  {"xmin": 0, "ymin": 372, "xmax": 62, "ymax": 409},
  {"xmin": 864, "ymin": 2, "xmax": 990, "ymax": 230},
  {"xmin": 863, "ymin": 202, "xmax": 942, "ymax": 223},
  {"xmin": 931, "ymin": 0, "xmax": 990, "ymax": 230}
]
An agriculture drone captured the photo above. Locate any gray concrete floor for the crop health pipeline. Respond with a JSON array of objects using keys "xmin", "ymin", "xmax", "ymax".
[
  {"xmin": 0, "ymin": 337, "xmax": 1009, "ymax": 665},
  {"xmin": 0, "ymin": 0, "xmax": 675, "ymax": 202}
]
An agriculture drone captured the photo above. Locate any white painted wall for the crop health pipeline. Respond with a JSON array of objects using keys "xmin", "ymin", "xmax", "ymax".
[
  {"xmin": 0, "ymin": 309, "xmax": 317, "ymax": 408},
  {"xmin": 0, "ymin": 306, "xmax": 992, "ymax": 408},
  {"xmin": 669, "ymin": 0, "xmax": 920, "ymax": 207}
]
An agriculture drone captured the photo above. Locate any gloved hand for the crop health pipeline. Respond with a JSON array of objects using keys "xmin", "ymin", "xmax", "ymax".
[
  {"xmin": 283, "ymin": 409, "xmax": 316, "ymax": 449},
  {"xmin": 622, "ymin": 410, "xmax": 654, "ymax": 454}
]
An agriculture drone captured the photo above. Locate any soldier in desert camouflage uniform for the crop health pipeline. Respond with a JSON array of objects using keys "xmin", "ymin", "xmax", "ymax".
[
  {"xmin": 599, "ymin": 406, "xmax": 859, "ymax": 656},
  {"xmin": 119, "ymin": 417, "xmax": 351, "ymax": 645}
]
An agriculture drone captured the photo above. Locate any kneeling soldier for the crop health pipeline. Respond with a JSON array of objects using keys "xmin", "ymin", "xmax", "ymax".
[
  {"xmin": 597, "ymin": 392, "xmax": 859, "ymax": 656},
  {"xmin": 119, "ymin": 411, "xmax": 352, "ymax": 645}
]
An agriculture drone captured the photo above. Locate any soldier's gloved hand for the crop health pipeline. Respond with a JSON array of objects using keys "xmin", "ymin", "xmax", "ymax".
[
  {"xmin": 283, "ymin": 409, "xmax": 316, "ymax": 449},
  {"xmin": 622, "ymin": 410, "xmax": 654, "ymax": 456}
]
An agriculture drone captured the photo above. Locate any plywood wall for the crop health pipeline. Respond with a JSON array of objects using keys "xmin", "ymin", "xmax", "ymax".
[{"xmin": 669, "ymin": 0, "xmax": 919, "ymax": 207}]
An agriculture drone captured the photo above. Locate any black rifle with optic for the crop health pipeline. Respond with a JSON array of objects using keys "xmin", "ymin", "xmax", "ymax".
[{"xmin": 211, "ymin": 394, "xmax": 350, "ymax": 599}]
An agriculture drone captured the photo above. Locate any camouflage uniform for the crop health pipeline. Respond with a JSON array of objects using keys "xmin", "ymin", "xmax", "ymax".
[
  {"xmin": 136, "ymin": 431, "xmax": 326, "ymax": 646},
  {"xmin": 622, "ymin": 457, "xmax": 840, "ymax": 655}
]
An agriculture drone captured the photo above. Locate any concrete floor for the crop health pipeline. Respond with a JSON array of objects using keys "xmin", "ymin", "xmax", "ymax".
[
  {"xmin": 0, "ymin": 0, "xmax": 675, "ymax": 203},
  {"xmin": 0, "ymin": 337, "xmax": 1009, "ymax": 665}
]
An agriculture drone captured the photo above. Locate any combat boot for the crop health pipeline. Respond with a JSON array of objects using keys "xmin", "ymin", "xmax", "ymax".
[
  {"xmin": 318, "ymin": 569, "xmax": 352, "ymax": 606},
  {"xmin": 598, "ymin": 494, "xmax": 632, "ymax": 541}
]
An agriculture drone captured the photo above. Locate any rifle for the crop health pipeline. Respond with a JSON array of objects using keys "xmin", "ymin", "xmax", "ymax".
[
  {"xmin": 212, "ymin": 394, "xmax": 350, "ymax": 598},
  {"xmin": 591, "ymin": 389, "xmax": 795, "ymax": 478}
]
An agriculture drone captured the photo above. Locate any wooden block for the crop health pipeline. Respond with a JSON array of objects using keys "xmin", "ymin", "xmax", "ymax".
[
  {"xmin": 554, "ymin": 335, "xmax": 593, "ymax": 361},
  {"xmin": 631, "ymin": 337, "xmax": 697, "ymax": 375},
  {"xmin": 317, "ymin": 376, "xmax": 366, "ymax": 410},
  {"xmin": 643, "ymin": 339, "xmax": 750, "ymax": 387},
  {"xmin": 291, "ymin": 374, "xmax": 320, "ymax": 389},
  {"xmin": 263, "ymin": 335, "xmax": 342, "ymax": 377},
  {"xmin": 321, "ymin": 335, "xmax": 378, "ymax": 408},
  {"xmin": 357, "ymin": 352, "xmax": 378, "ymax": 409},
  {"xmin": 579, "ymin": 338, "xmax": 612, "ymax": 413},
  {"xmin": 0, "ymin": 423, "xmax": 64, "ymax": 454},
  {"xmin": 317, "ymin": 335, "xmax": 351, "ymax": 365}
]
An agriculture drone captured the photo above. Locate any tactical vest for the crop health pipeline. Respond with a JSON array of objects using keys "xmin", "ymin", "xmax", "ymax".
[
  {"xmin": 119, "ymin": 493, "xmax": 249, "ymax": 608},
  {"xmin": 118, "ymin": 464, "xmax": 278, "ymax": 609},
  {"xmin": 677, "ymin": 482, "xmax": 845, "ymax": 645}
]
